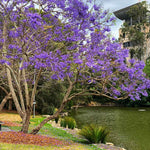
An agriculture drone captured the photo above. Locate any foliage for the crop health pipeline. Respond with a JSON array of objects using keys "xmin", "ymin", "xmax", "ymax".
[
  {"xmin": 36, "ymin": 80, "xmax": 65, "ymax": 114},
  {"xmin": 144, "ymin": 58, "xmax": 150, "ymax": 77},
  {"xmin": 60, "ymin": 119, "xmax": 67, "ymax": 128},
  {"xmin": 116, "ymin": 89, "xmax": 150, "ymax": 107},
  {"xmin": 79, "ymin": 124, "xmax": 109, "ymax": 144},
  {"xmin": 67, "ymin": 117, "xmax": 76, "ymax": 129},
  {"xmin": 65, "ymin": 96, "xmax": 90, "ymax": 110},
  {"xmin": 41, "ymin": 104, "xmax": 55, "ymax": 115},
  {"xmin": 92, "ymin": 95, "xmax": 115, "ymax": 104},
  {"xmin": 60, "ymin": 117, "xmax": 76, "ymax": 129}
]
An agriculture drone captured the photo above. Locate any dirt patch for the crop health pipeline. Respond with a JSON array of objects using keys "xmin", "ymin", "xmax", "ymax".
[{"xmin": 0, "ymin": 113, "xmax": 22, "ymax": 122}]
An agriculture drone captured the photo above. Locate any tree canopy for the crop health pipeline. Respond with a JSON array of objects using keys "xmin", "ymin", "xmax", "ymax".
[{"xmin": 0, "ymin": 0, "xmax": 149, "ymax": 134}]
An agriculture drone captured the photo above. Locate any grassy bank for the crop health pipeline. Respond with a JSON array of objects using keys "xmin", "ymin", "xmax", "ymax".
[{"xmin": 0, "ymin": 112, "xmax": 102, "ymax": 150}]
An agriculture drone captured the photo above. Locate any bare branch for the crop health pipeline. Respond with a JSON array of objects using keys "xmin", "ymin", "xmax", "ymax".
[{"xmin": 0, "ymin": 86, "xmax": 9, "ymax": 95}]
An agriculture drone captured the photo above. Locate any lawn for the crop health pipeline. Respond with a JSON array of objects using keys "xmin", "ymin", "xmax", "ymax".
[{"xmin": 0, "ymin": 111, "xmax": 102, "ymax": 150}]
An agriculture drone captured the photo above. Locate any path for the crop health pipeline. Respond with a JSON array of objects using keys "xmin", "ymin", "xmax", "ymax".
[{"xmin": 1, "ymin": 127, "xmax": 11, "ymax": 132}]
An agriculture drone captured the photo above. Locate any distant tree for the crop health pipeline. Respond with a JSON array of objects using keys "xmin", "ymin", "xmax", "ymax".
[
  {"xmin": 120, "ymin": 1, "xmax": 150, "ymax": 60},
  {"xmin": 36, "ymin": 79, "xmax": 65, "ymax": 115}
]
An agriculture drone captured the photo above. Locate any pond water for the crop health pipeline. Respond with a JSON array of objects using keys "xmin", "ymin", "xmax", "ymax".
[{"xmin": 70, "ymin": 107, "xmax": 150, "ymax": 150}]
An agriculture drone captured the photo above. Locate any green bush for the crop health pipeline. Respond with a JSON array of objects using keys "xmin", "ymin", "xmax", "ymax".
[
  {"xmin": 66, "ymin": 117, "xmax": 76, "ymax": 129},
  {"xmin": 60, "ymin": 117, "xmax": 76, "ymax": 129},
  {"xmin": 79, "ymin": 124, "xmax": 109, "ymax": 144}
]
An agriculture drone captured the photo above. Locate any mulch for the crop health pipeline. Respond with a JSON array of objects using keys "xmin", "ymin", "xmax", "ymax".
[
  {"xmin": 0, "ymin": 131, "xmax": 72, "ymax": 147},
  {"xmin": 1, "ymin": 121, "xmax": 21, "ymax": 127}
]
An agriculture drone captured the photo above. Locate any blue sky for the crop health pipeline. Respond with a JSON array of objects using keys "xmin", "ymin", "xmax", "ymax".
[{"xmin": 99, "ymin": 0, "xmax": 150, "ymax": 38}]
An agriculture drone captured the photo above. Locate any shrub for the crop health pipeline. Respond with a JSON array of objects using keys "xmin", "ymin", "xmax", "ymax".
[
  {"xmin": 66, "ymin": 117, "xmax": 76, "ymax": 129},
  {"xmin": 79, "ymin": 124, "xmax": 109, "ymax": 144},
  {"xmin": 60, "ymin": 119, "xmax": 67, "ymax": 128},
  {"xmin": 60, "ymin": 117, "xmax": 76, "ymax": 129}
]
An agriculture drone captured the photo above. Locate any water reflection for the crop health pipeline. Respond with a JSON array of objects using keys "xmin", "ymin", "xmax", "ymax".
[{"xmin": 70, "ymin": 107, "xmax": 150, "ymax": 150}]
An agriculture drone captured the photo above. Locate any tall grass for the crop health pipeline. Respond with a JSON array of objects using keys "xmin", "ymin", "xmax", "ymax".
[
  {"xmin": 60, "ymin": 117, "xmax": 76, "ymax": 129},
  {"xmin": 79, "ymin": 124, "xmax": 109, "ymax": 144}
]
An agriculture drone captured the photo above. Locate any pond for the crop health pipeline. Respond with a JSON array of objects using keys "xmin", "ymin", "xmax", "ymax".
[{"xmin": 70, "ymin": 107, "xmax": 150, "ymax": 150}]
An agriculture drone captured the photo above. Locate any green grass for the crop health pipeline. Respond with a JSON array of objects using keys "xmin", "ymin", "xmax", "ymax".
[
  {"xmin": 0, "ymin": 143, "xmax": 102, "ymax": 150},
  {"xmin": 0, "ymin": 143, "xmax": 57, "ymax": 150},
  {"xmin": 29, "ymin": 117, "xmax": 88, "ymax": 143}
]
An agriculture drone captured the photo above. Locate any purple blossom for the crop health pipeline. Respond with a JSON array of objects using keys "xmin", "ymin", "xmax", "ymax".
[
  {"xmin": 0, "ymin": 0, "xmax": 149, "ymax": 103},
  {"xmin": 93, "ymin": 5, "xmax": 99, "ymax": 11}
]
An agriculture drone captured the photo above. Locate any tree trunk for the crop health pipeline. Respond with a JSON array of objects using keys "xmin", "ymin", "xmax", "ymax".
[
  {"xmin": 21, "ymin": 106, "xmax": 32, "ymax": 133},
  {"xmin": 8, "ymin": 99, "xmax": 12, "ymax": 111},
  {"xmin": 0, "ymin": 93, "xmax": 11, "ymax": 112},
  {"xmin": 6, "ymin": 68, "xmax": 24, "ymax": 118},
  {"xmin": 31, "ymin": 113, "xmax": 59, "ymax": 135},
  {"xmin": 0, "ymin": 97, "xmax": 8, "ymax": 111},
  {"xmin": 31, "ymin": 99, "xmax": 69, "ymax": 134}
]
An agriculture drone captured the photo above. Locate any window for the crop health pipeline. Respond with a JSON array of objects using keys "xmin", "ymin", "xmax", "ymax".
[{"xmin": 123, "ymin": 41, "xmax": 131, "ymax": 48}]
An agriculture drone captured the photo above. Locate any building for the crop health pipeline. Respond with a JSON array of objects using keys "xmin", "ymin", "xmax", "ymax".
[{"xmin": 114, "ymin": 1, "xmax": 150, "ymax": 62}]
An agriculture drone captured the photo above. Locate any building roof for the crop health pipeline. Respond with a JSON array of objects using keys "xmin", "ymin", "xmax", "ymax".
[{"xmin": 113, "ymin": 2, "xmax": 141, "ymax": 20}]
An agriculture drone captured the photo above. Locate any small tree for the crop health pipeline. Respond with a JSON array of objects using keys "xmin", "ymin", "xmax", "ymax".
[{"xmin": 0, "ymin": 0, "xmax": 115, "ymax": 133}]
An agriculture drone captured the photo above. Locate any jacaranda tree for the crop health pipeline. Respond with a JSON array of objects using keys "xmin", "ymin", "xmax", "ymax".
[{"xmin": 0, "ymin": 0, "xmax": 149, "ymax": 134}]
